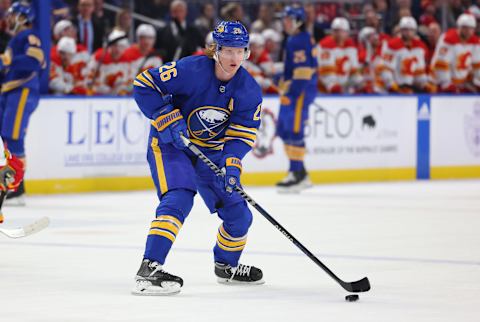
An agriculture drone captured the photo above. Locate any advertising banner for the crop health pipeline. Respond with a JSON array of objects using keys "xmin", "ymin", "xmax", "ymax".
[
  {"xmin": 26, "ymin": 97, "xmax": 151, "ymax": 180},
  {"xmin": 431, "ymin": 96, "xmax": 480, "ymax": 167},
  {"xmin": 244, "ymin": 96, "xmax": 418, "ymax": 172}
]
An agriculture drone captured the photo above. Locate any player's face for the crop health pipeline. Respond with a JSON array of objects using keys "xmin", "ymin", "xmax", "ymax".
[
  {"xmin": 218, "ymin": 46, "xmax": 246, "ymax": 74},
  {"xmin": 400, "ymin": 28, "xmax": 415, "ymax": 40},
  {"xmin": 459, "ymin": 26, "xmax": 474, "ymax": 40},
  {"xmin": 139, "ymin": 36, "xmax": 155, "ymax": 51},
  {"xmin": 332, "ymin": 29, "xmax": 348, "ymax": 42},
  {"xmin": 59, "ymin": 51, "xmax": 74, "ymax": 65},
  {"xmin": 6, "ymin": 12, "xmax": 26, "ymax": 31},
  {"xmin": 283, "ymin": 16, "xmax": 295, "ymax": 35},
  {"xmin": 250, "ymin": 43, "xmax": 264, "ymax": 58},
  {"xmin": 110, "ymin": 44, "xmax": 126, "ymax": 60}
]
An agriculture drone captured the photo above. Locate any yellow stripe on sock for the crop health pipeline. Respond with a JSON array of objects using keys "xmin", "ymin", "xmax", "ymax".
[
  {"xmin": 217, "ymin": 233, "xmax": 247, "ymax": 248},
  {"xmin": 13, "ymin": 88, "xmax": 30, "ymax": 140},
  {"xmin": 149, "ymin": 229, "xmax": 176, "ymax": 242},
  {"xmin": 151, "ymin": 221, "xmax": 180, "ymax": 235}
]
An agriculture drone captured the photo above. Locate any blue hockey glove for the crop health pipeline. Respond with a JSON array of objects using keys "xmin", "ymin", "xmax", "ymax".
[
  {"xmin": 152, "ymin": 96, "xmax": 188, "ymax": 150},
  {"xmin": 219, "ymin": 154, "xmax": 242, "ymax": 195}
]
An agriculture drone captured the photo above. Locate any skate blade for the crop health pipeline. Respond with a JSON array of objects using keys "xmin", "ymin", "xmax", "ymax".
[
  {"xmin": 277, "ymin": 179, "xmax": 313, "ymax": 194},
  {"xmin": 217, "ymin": 277, "xmax": 265, "ymax": 285},
  {"xmin": 4, "ymin": 196, "xmax": 26, "ymax": 207},
  {"xmin": 131, "ymin": 280, "xmax": 181, "ymax": 296}
]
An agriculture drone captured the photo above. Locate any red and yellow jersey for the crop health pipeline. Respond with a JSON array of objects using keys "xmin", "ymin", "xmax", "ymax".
[
  {"xmin": 124, "ymin": 45, "xmax": 163, "ymax": 85},
  {"xmin": 358, "ymin": 44, "xmax": 385, "ymax": 93},
  {"xmin": 380, "ymin": 36, "xmax": 428, "ymax": 90},
  {"xmin": 87, "ymin": 48, "xmax": 133, "ymax": 95},
  {"xmin": 49, "ymin": 44, "xmax": 89, "ymax": 95},
  {"xmin": 430, "ymin": 28, "xmax": 480, "ymax": 90},
  {"xmin": 317, "ymin": 35, "xmax": 362, "ymax": 93}
]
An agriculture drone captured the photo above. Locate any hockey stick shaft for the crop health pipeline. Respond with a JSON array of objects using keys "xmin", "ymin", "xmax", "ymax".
[{"xmin": 180, "ymin": 135, "xmax": 370, "ymax": 293}]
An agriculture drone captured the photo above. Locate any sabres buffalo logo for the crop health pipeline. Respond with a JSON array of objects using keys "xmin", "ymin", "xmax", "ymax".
[{"xmin": 188, "ymin": 106, "xmax": 230, "ymax": 141}]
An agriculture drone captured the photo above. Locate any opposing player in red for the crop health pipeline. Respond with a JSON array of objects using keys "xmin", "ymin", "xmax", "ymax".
[{"xmin": 0, "ymin": 138, "xmax": 24, "ymax": 223}]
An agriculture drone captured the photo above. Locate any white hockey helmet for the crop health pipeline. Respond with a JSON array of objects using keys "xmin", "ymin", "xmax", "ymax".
[
  {"xmin": 53, "ymin": 19, "xmax": 73, "ymax": 38},
  {"xmin": 262, "ymin": 28, "xmax": 281, "ymax": 43},
  {"xmin": 249, "ymin": 33, "xmax": 265, "ymax": 46},
  {"xmin": 136, "ymin": 23, "xmax": 156, "ymax": 38},
  {"xmin": 399, "ymin": 16, "xmax": 418, "ymax": 30},
  {"xmin": 331, "ymin": 17, "xmax": 350, "ymax": 31},
  {"xmin": 57, "ymin": 36, "xmax": 76, "ymax": 54},
  {"xmin": 457, "ymin": 13, "xmax": 477, "ymax": 28},
  {"xmin": 358, "ymin": 26, "xmax": 376, "ymax": 43},
  {"xmin": 108, "ymin": 29, "xmax": 129, "ymax": 47}
]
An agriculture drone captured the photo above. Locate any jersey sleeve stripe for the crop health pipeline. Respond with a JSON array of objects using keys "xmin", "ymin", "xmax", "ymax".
[
  {"xmin": 135, "ymin": 73, "xmax": 155, "ymax": 90},
  {"xmin": 229, "ymin": 124, "xmax": 257, "ymax": 135},
  {"xmin": 225, "ymin": 128, "xmax": 257, "ymax": 142},
  {"xmin": 26, "ymin": 47, "xmax": 44, "ymax": 63}
]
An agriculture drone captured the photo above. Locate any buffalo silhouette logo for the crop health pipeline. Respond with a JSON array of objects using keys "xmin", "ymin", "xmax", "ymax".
[{"xmin": 362, "ymin": 115, "xmax": 376, "ymax": 129}]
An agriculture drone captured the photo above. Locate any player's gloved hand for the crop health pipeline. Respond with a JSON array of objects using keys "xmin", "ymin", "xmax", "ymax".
[
  {"xmin": 152, "ymin": 95, "xmax": 188, "ymax": 150},
  {"xmin": 0, "ymin": 152, "xmax": 24, "ymax": 192},
  {"xmin": 219, "ymin": 154, "xmax": 242, "ymax": 195}
]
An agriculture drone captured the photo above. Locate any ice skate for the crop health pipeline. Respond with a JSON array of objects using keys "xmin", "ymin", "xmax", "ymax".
[
  {"xmin": 132, "ymin": 259, "xmax": 183, "ymax": 296},
  {"xmin": 5, "ymin": 182, "xmax": 26, "ymax": 207},
  {"xmin": 276, "ymin": 169, "xmax": 312, "ymax": 193},
  {"xmin": 215, "ymin": 262, "xmax": 264, "ymax": 285}
]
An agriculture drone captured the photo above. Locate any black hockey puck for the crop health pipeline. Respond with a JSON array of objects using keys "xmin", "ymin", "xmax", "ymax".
[{"xmin": 345, "ymin": 294, "xmax": 359, "ymax": 302}]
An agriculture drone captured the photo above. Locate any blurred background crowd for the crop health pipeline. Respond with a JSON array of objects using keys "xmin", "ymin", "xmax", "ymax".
[{"xmin": 2, "ymin": 0, "xmax": 479, "ymax": 95}]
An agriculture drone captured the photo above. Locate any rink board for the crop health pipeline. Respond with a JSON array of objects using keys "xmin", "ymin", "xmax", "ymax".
[
  {"xmin": 23, "ymin": 95, "xmax": 477, "ymax": 193},
  {"xmin": 430, "ymin": 96, "xmax": 480, "ymax": 179}
]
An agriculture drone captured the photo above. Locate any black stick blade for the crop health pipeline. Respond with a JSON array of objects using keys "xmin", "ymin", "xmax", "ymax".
[{"xmin": 341, "ymin": 277, "xmax": 371, "ymax": 293}]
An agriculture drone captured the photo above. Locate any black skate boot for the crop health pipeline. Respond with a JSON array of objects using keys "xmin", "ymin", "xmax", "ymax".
[
  {"xmin": 276, "ymin": 169, "xmax": 312, "ymax": 193},
  {"xmin": 5, "ymin": 181, "xmax": 26, "ymax": 206},
  {"xmin": 215, "ymin": 262, "xmax": 265, "ymax": 285},
  {"xmin": 132, "ymin": 259, "xmax": 183, "ymax": 295}
]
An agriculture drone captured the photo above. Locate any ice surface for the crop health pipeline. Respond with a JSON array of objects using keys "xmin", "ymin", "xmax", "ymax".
[{"xmin": 1, "ymin": 181, "xmax": 479, "ymax": 322}]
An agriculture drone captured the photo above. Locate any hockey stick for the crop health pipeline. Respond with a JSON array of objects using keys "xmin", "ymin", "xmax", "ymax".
[
  {"xmin": 180, "ymin": 135, "xmax": 371, "ymax": 293},
  {"xmin": 0, "ymin": 191, "xmax": 50, "ymax": 239}
]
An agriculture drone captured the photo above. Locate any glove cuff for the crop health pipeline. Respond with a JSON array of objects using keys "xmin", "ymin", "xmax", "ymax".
[
  {"xmin": 152, "ymin": 109, "xmax": 183, "ymax": 131},
  {"xmin": 225, "ymin": 156, "xmax": 242, "ymax": 173}
]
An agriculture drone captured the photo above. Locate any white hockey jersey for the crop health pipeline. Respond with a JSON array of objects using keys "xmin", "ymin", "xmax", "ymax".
[
  {"xmin": 430, "ymin": 28, "xmax": 480, "ymax": 91},
  {"xmin": 380, "ymin": 37, "xmax": 428, "ymax": 90},
  {"xmin": 317, "ymin": 35, "xmax": 362, "ymax": 93}
]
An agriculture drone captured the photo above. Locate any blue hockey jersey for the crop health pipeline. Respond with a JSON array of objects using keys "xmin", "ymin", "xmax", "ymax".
[
  {"xmin": 282, "ymin": 31, "xmax": 318, "ymax": 98},
  {"xmin": 1, "ymin": 28, "xmax": 45, "ymax": 93},
  {"xmin": 133, "ymin": 55, "xmax": 263, "ymax": 160}
]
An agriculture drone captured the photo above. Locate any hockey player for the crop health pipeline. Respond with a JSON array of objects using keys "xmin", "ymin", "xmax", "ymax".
[
  {"xmin": 87, "ymin": 29, "xmax": 132, "ymax": 95},
  {"xmin": 0, "ymin": 137, "xmax": 24, "ymax": 223},
  {"xmin": 275, "ymin": 6, "xmax": 317, "ymax": 193},
  {"xmin": 243, "ymin": 33, "xmax": 274, "ymax": 92},
  {"xmin": 317, "ymin": 17, "xmax": 362, "ymax": 94},
  {"xmin": 358, "ymin": 27, "xmax": 386, "ymax": 93},
  {"xmin": 430, "ymin": 14, "xmax": 480, "ymax": 93},
  {"xmin": 132, "ymin": 21, "xmax": 264, "ymax": 295},
  {"xmin": 49, "ymin": 37, "xmax": 88, "ymax": 95},
  {"xmin": 380, "ymin": 17, "xmax": 430, "ymax": 93},
  {"xmin": 0, "ymin": 1, "xmax": 45, "ymax": 204},
  {"xmin": 124, "ymin": 24, "xmax": 163, "ymax": 83}
]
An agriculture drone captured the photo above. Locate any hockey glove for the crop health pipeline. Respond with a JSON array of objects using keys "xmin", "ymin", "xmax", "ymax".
[
  {"xmin": 0, "ymin": 152, "xmax": 24, "ymax": 192},
  {"xmin": 152, "ymin": 95, "xmax": 188, "ymax": 150},
  {"xmin": 219, "ymin": 154, "xmax": 242, "ymax": 195}
]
